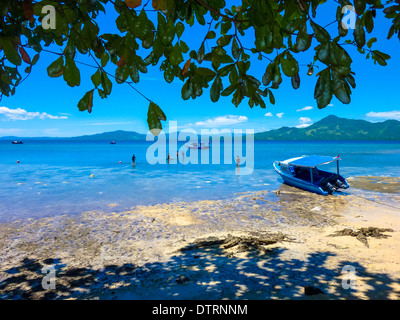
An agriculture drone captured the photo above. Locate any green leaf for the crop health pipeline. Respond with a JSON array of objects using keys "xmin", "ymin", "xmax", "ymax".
[
  {"xmin": 291, "ymin": 73, "xmax": 300, "ymax": 90},
  {"xmin": 115, "ymin": 65, "xmax": 130, "ymax": 84},
  {"xmin": 31, "ymin": 54, "xmax": 40, "ymax": 66},
  {"xmin": 181, "ymin": 80, "xmax": 192, "ymax": 100},
  {"xmin": 176, "ymin": 22, "xmax": 185, "ymax": 38},
  {"xmin": 281, "ymin": 52, "xmax": 299, "ymax": 77},
  {"xmin": 220, "ymin": 20, "xmax": 232, "ymax": 35},
  {"xmin": 272, "ymin": 62, "xmax": 282, "ymax": 86},
  {"xmin": 217, "ymin": 35, "xmax": 232, "ymax": 47},
  {"xmin": 366, "ymin": 37, "xmax": 377, "ymax": 48},
  {"xmin": 331, "ymin": 42, "xmax": 352, "ymax": 66},
  {"xmin": 101, "ymin": 71, "xmax": 112, "ymax": 95},
  {"xmin": 130, "ymin": 63, "xmax": 139, "ymax": 83},
  {"xmin": 316, "ymin": 42, "xmax": 331, "ymax": 65},
  {"xmin": 210, "ymin": 75, "xmax": 222, "ymax": 102},
  {"xmin": 206, "ymin": 31, "xmax": 216, "ymax": 39},
  {"xmin": 310, "ymin": 21, "xmax": 331, "ymax": 44},
  {"xmin": 91, "ymin": 69, "xmax": 101, "ymax": 87},
  {"xmin": 314, "ymin": 68, "xmax": 332, "ymax": 109},
  {"xmin": 161, "ymin": 18, "xmax": 176, "ymax": 45},
  {"xmin": 262, "ymin": 63, "xmax": 273, "ymax": 86},
  {"xmin": 229, "ymin": 66, "xmax": 238, "ymax": 84},
  {"xmin": 197, "ymin": 42, "xmax": 205, "ymax": 63},
  {"xmin": 373, "ymin": 50, "xmax": 391, "ymax": 66},
  {"xmin": 364, "ymin": 10, "xmax": 374, "ymax": 33},
  {"xmin": 338, "ymin": 20, "xmax": 348, "ymax": 37},
  {"xmin": 269, "ymin": 90, "xmax": 275, "ymax": 105},
  {"xmin": 0, "ymin": 39, "xmax": 21, "ymax": 66},
  {"xmin": 63, "ymin": 59, "xmax": 80, "ymax": 87},
  {"xmin": 334, "ymin": 66, "xmax": 351, "ymax": 76},
  {"xmin": 295, "ymin": 30, "xmax": 313, "ymax": 52},
  {"xmin": 218, "ymin": 64, "xmax": 234, "ymax": 77},
  {"xmin": 233, "ymin": 88, "xmax": 244, "ymax": 107},
  {"xmin": 354, "ymin": 17, "xmax": 366, "ymax": 47},
  {"xmin": 345, "ymin": 74, "xmax": 356, "ymax": 89},
  {"xmin": 196, "ymin": 67, "xmax": 216, "ymax": 77},
  {"xmin": 231, "ymin": 37, "xmax": 241, "ymax": 60},
  {"xmin": 78, "ymin": 89, "xmax": 94, "ymax": 113},
  {"xmin": 100, "ymin": 52, "xmax": 109, "ymax": 67},
  {"xmin": 132, "ymin": 9, "xmax": 153, "ymax": 41},
  {"xmin": 373, "ymin": 50, "xmax": 391, "ymax": 60},
  {"xmin": 354, "ymin": 0, "xmax": 366, "ymax": 15},
  {"xmin": 244, "ymin": 77, "xmax": 257, "ymax": 97},
  {"xmin": 147, "ymin": 102, "xmax": 166, "ymax": 136},
  {"xmin": 221, "ymin": 84, "xmax": 237, "ymax": 96},
  {"xmin": 332, "ymin": 72, "xmax": 351, "ymax": 104},
  {"xmin": 97, "ymin": 88, "xmax": 107, "ymax": 99},
  {"xmin": 47, "ymin": 56, "xmax": 64, "ymax": 78}
]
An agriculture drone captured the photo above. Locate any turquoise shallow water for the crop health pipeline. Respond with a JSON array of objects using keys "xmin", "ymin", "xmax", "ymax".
[{"xmin": 0, "ymin": 140, "xmax": 399, "ymax": 222}]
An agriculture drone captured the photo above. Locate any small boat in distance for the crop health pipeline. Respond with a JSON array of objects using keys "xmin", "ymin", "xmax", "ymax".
[
  {"xmin": 110, "ymin": 141, "xmax": 116, "ymax": 144},
  {"xmin": 11, "ymin": 141, "xmax": 23, "ymax": 144},
  {"xmin": 187, "ymin": 142, "xmax": 209, "ymax": 150},
  {"xmin": 273, "ymin": 155, "xmax": 349, "ymax": 195}
]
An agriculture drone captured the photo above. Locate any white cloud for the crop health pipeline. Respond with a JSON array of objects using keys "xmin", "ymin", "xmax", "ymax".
[
  {"xmin": 328, "ymin": 104, "xmax": 334, "ymax": 107},
  {"xmin": 194, "ymin": 115, "xmax": 248, "ymax": 127},
  {"xmin": 366, "ymin": 110, "xmax": 400, "ymax": 120},
  {"xmin": 296, "ymin": 117, "xmax": 313, "ymax": 128},
  {"xmin": 264, "ymin": 112, "xmax": 273, "ymax": 117},
  {"xmin": 276, "ymin": 113, "xmax": 284, "ymax": 118},
  {"xmin": 0, "ymin": 107, "xmax": 68, "ymax": 120},
  {"xmin": 296, "ymin": 106, "xmax": 313, "ymax": 112}
]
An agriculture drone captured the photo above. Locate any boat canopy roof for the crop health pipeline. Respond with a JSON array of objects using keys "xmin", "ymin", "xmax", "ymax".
[{"xmin": 284, "ymin": 155, "xmax": 341, "ymax": 168}]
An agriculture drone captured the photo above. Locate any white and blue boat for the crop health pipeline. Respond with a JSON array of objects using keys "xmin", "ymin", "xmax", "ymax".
[
  {"xmin": 273, "ymin": 155, "xmax": 349, "ymax": 195},
  {"xmin": 186, "ymin": 142, "xmax": 209, "ymax": 150}
]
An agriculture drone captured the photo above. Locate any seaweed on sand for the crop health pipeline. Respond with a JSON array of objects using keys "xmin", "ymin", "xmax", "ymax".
[
  {"xmin": 179, "ymin": 233, "xmax": 291, "ymax": 254},
  {"xmin": 329, "ymin": 227, "xmax": 393, "ymax": 248}
]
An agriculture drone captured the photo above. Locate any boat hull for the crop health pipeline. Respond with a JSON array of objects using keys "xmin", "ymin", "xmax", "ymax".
[
  {"xmin": 188, "ymin": 146, "xmax": 209, "ymax": 150},
  {"xmin": 273, "ymin": 161, "xmax": 348, "ymax": 196}
]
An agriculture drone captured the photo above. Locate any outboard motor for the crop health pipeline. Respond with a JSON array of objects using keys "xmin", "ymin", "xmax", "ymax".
[
  {"xmin": 329, "ymin": 174, "xmax": 345, "ymax": 189},
  {"xmin": 325, "ymin": 182, "xmax": 335, "ymax": 194},
  {"xmin": 334, "ymin": 179, "xmax": 345, "ymax": 189}
]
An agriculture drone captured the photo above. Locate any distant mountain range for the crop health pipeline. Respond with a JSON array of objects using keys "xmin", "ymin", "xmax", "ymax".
[
  {"xmin": 0, "ymin": 130, "xmax": 146, "ymax": 141},
  {"xmin": 254, "ymin": 115, "xmax": 400, "ymax": 140},
  {"xmin": 1, "ymin": 116, "xmax": 399, "ymax": 141},
  {"xmin": 69, "ymin": 130, "xmax": 146, "ymax": 141}
]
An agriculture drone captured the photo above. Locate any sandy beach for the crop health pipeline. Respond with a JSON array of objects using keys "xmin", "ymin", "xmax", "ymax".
[{"xmin": 0, "ymin": 176, "xmax": 399, "ymax": 300}]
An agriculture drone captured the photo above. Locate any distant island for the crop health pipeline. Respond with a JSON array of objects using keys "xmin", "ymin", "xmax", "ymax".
[{"xmin": 1, "ymin": 116, "xmax": 399, "ymax": 141}]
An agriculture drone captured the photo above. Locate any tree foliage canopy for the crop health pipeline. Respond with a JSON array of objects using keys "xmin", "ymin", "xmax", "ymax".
[{"xmin": 0, "ymin": 0, "xmax": 399, "ymax": 133}]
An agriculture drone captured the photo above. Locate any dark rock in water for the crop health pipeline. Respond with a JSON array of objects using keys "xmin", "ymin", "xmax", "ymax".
[
  {"xmin": 304, "ymin": 285, "xmax": 325, "ymax": 296},
  {"xmin": 176, "ymin": 275, "xmax": 189, "ymax": 284}
]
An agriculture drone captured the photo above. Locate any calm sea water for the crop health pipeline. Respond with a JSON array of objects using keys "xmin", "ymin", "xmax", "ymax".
[{"xmin": 0, "ymin": 140, "xmax": 399, "ymax": 222}]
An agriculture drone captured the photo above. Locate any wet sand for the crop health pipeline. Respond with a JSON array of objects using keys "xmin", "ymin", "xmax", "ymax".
[{"xmin": 0, "ymin": 176, "xmax": 399, "ymax": 300}]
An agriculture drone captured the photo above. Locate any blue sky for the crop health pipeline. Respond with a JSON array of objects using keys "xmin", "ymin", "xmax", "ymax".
[{"xmin": 0, "ymin": 1, "xmax": 399, "ymax": 137}]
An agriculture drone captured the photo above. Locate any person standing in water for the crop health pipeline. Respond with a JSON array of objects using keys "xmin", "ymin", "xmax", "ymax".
[
  {"xmin": 132, "ymin": 154, "xmax": 136, "ymax": 166},
  {"xmin": 236, "ymin": 155, "xmax": 240, "ymax": 167}
]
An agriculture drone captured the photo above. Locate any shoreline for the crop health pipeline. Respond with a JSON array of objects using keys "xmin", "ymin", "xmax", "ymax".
[{"xmin": 0, "ymin": 176, "xmax": 399, "ymax": 300}]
